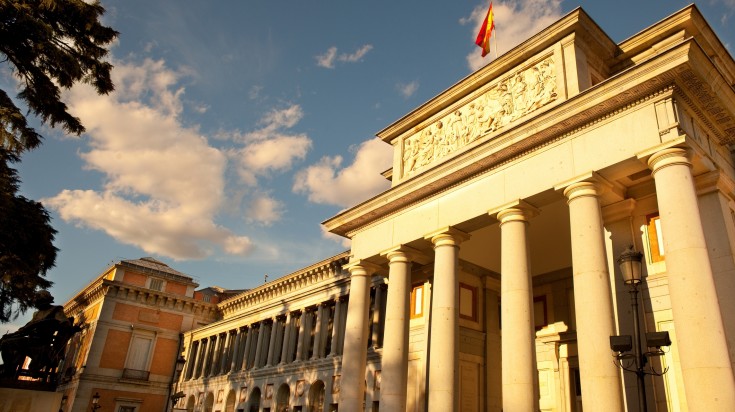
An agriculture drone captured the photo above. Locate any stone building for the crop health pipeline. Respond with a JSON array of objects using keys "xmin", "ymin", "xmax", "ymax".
[
  {"xmin": 176, "ymin": 5, "xmax": 735, "ymax": 411},
  {"xmin": 57, "ymin": 258, "xmax": 219, "ymax": 412}
]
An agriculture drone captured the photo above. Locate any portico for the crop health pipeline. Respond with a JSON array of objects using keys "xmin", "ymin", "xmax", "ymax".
[{"xmin": 325, "ymin": 5, "xmax": 735, "ymax": 412}]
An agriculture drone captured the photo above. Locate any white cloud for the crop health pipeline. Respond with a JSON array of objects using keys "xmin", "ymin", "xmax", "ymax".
[
  {"xmin": 316, "ymin": 46, "xmax": 338, "ymax": 69},
  {"xmin": 338, "ymin": 44, "xmax": 373, "ymax": 63},
  {"xmin": 233, "ymin": 105, "xmax": 313, "ymax": 186},
  {"xmin": 463, "ymin": 0, "xmax": 563, "ymax": 71},
  {"xmin": 44, "ymin": 58, "xmax": 252, "ymax": 260},
  {"xmin": 246, "ymin": 194, "xmax": 284, "ymax": 226},
  {"xmin": 316, "ymin": 44, "xmax": 373, "ymax": 69},
  {"xmin": 293, "ymin": 138, "xmax": 392, "ymax": 208},
  {"xmin": 397, "ymin": 80, "xmax": 419, "ymax": 99}
]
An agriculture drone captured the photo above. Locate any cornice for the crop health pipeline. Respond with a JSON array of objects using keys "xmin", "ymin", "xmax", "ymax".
[
  {"xmin": 104, "ymin": 281, "xmax": 218, "ymax": 316},
  {"xmin": 64, "ymin": 279, "xmax": 218, "ymax": 318},
  {"xmin": 217, "ymin": 252, "xmax": 350, "ymax": 318}
]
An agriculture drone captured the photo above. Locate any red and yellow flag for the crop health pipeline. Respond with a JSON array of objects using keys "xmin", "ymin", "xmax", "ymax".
[{"xmin": 475, "ymin": 2, "xmax": 495, "ymax": 57}]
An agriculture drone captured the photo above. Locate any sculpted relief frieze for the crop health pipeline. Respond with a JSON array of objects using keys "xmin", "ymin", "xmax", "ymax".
[{"xmin": 402, "ymin": 57, "xmax": 558, "ymax": 178}]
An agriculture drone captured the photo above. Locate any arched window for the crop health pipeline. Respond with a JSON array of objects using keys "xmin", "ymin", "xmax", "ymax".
[
  {"xmin": 308, "ymin": 380, "xmax": 326, "ymax": 412},
  {"xmin": 248, "ymin": 387, "xmax": 261, "ymax": 412},
  {"xmin": 276, "ymin": 383, "xmax": 291, "ymax": 412}
]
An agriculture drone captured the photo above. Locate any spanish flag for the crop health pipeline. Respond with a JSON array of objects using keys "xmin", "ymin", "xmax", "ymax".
[{"xmin": 475, "ymin": 2, "xmax": 495, "ymax": 57}]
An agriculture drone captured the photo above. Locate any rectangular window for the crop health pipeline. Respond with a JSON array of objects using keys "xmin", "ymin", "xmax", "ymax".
[
  {"xmin": 534, "ymin": 295, "xmax": 548, "ymax": 330},
  {"xmin": 410, "ymin": 285, "xmax": 424, "ymax": 319},
  {"xmin": 647, "ymin": 213, "xmax": 665, "ymax": 262},
  {"xmin": 149, "ymin": 278, "xmax": 163, "ymax": 291},
  {"xmin": 118, "ymin": 407, "xmax": 136, "ymax": 412},
  {"xmin": 459, "ymin": 283, "xmax": 478, "ymax": 321}
]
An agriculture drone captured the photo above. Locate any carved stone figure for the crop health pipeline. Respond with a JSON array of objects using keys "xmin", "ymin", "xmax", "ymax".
[
  {"xmin": 401, "ymin": 57, "xmax": 558, "ymax": 177},
  {"xmin": 0, "ymin": 291, "xmax": 80, "ymax": 382}
]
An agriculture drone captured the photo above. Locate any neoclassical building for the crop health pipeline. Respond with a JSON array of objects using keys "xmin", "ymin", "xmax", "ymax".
[
  {"xmin": 176, "ymin": 5, "xmax": 735, "ymax": 412},
  {"xmin": 56, "ymin": 257, "xmax": 220, "ymax": 412}
]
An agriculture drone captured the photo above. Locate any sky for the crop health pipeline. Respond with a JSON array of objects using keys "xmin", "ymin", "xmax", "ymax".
[{"xmin": 2, "ymin": 0, "xmax": 734, "ymax": 333}]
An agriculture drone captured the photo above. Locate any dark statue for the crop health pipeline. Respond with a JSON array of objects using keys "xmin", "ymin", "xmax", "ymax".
[{"xmin": 0, "ymin": 291, "xmax": 80, "ymax": 383}]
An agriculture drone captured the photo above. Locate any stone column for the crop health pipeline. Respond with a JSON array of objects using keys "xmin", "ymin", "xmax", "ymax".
[
  {"xmin": 241, "ymin": 327, "xmax": 253, "ymax": 371},
  {"xmin": 379, "ymin": 247, "xmax": 415, "ymax": 412},
  {"xmin": 312, "ymin": 304, "xmax": 324, "ymax": 360},
  {"xmin": 330, "ymin": 298, "xmax": 344, "ymax": 356},
  {"xmin": 280, "ymin": 313, "xmax": 292, "ymax": 364},
  {"xmin": 219, "ymin": 332, "xmax": 231, "ymax": 374},
  {"xmin": 648, "ymin": 148, "xmax": 735, "ymax": 409},
  {"xmin": 425, "ymin": 227, "xmax": 469, "ymax": 412},
  {"xmin": 563, "ymin": 181, "xmax": 624, "ymax": 411},
  {"xmin": 340, "ymin": 261, "xmax": 381, "ymax": 412},
  {"xmin": 296, "ymin": 309, "xmax": 309, "ymax": 361},
  {"xmin": 184, "ymin": 339, "xmax": 198, "ymax": 380},
  {"xmin": 204, "ymin": 335, "xmax": 216, "ymax": 376},
  {"xmin": 229, "ymin": 330, "xmax": 241, "ymax": 372},
  {"xmin": 193, "ymin": 339, "xmax": 205, "ymax": 378},
  {"xmin": 254, "ymin": 321, "xmax": 266, "ymax": 368},
  {"xmin": 495, "ymin": 204, "xmax": 539, "ymax": 411},
  {"xmin": 267, "ymin": 317, "xmax": 279, "ymax": 366}
]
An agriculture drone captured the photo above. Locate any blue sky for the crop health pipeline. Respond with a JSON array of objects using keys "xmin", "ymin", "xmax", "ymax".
[{"xmin": 3, "ymin": 0, "xmax": 734, "ymax": 332}]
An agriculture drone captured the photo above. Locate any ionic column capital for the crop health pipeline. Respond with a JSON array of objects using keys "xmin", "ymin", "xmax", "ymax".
[
  {"xmin": 647, "ymin": 147, "xmax": 692, "ymax": 176},
  {"xmin": 424, "ymin": 227, "xmax": 470, "ymax": 248}
]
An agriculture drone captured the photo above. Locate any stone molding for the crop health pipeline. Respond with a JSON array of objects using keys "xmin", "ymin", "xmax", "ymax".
[{"xmin": 219, "ymin": 252, "xmax": 350, "ymax": 318}]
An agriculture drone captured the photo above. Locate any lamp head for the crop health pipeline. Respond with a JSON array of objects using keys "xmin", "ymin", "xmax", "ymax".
[{"xmin": 617, "ymin": 246, "xmax": 643, "ymax": 285}]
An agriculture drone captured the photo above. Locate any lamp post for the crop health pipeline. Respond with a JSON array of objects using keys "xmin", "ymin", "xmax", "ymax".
[
  {"xmin": 610, "ymin": 247, "xmax": 671, "ymax": 412},
  {"xmin": 91, "ymin": 392, "xmax": 101, "ymax": 411},
  {"xmin": 170, "ymin": 355, "xmax": 186, "ymax": 411}
]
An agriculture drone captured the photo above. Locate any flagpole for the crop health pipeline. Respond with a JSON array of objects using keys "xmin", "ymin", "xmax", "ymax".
[{"xmin": 493, "ymin": 27, "xmax": 498, "ymax": 59}]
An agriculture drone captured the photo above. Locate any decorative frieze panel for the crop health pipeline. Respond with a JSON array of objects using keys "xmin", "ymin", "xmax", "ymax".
[{"xmin": 402, "ymin": 57, "xmax": 558, "ymax": 178}]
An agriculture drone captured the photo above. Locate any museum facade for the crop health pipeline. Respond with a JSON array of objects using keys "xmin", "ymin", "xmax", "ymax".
[{"xmin": 175, "ymin": 5, "xmax": 735, "ymax": 412}]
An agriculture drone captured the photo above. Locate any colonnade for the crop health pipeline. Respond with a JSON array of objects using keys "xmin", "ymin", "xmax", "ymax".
[
  {"xmin": 183, "ymin": 296, "xmax": 352, "ymax": 381},
  {"xmin": 338, "ymin": 147, "xmax": 735, "ymax": 411}
]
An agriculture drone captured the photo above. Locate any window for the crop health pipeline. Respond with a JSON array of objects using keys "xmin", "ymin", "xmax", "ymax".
[
  {"xmin": 410, "ymin": 285, "xmax": 424, "ymax": 319},
  {"xmin": 647, "ymin": 213, "xmax": 665, "ymax": 262},
  {"xmin": 118, "ymin": 407, "xmax": 136, "ymax": 412},
  {"xmin": 123, "ymin": 331, "xmax": 155, "ymax": 380},
  {"xmin": 459, "ymin": 283, "xmax": 478, "ymax": 321},
  {"xmin": 534, "ymin": 296, "xmax": 548, "ymax": 330},
  {"xmin": 149, "ymin": 278, "xmax": 164, "ymax": 291}
]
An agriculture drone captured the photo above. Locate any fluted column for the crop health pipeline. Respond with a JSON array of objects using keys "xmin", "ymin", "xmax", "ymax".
[
  {"xmin": 184, "ymin": 340, "xmax": 198, "ymax": 380},
  {"xmin": 229, "ymin": 330, "xmax": 241, "ymax": 372},
  {"xmin": 280, "ymin": 313, "xmax": 292, "ymax": 364},
  {"xmin": 563, "ymin": 181, "xmax": 623, "ymax": 411},
  {"xmin": 241, "ymin": 327, "xmax": 253, "ymax": 371},
  {"xmin": 254, "ymin": 321, "xmax": 266, "ymax": 368},
  {"xmin": 379, "ymin": 247, "xmax": 416, "ymax": 412},
  {"xmin": 194, "ymin": 338, "xmax": 206, "ymax": 378},
  {"xmin": 425, "ymin": 227, "xmax": 470, "ymax": 412},
  {"xmin": 312, "ymin": 304, "xmax": 325, "ymax": 360},
  {"xmin": 296, "ymin": 309, "xmax": 309, "ymax": 361},
  {"xmin": 340, "ymin": 261, "xmax": 381, "ymax": 412},
  {"xmin": 494, "ymin": 204, "xmax": 539, "ymax": 411},
  {"xmin": 266, "ymin": 318, "xmax": 279, "ymax": 366},
  {"xmin": 648, "ymin": 148, "xmax": 735, "ymax": 409},
  {"xmin": 329, "ymin": 298, "xmax": 343, "ymax": 356}
]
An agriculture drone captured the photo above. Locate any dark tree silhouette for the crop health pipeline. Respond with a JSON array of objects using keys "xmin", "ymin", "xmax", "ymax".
[{"xmin": 0, "ymin": 0, "xmax": 117, "ymax": 321}]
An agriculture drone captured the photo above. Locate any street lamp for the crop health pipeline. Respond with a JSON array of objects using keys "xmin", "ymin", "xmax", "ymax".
[
  {"xmin": 91, "ymin": 392, "xmax": 101, "ymax": 411},
  {"xmin": 610, "ymin": 246, "xmax": 671, "ymax": 412},
  {"xmin": 170, "ymin": 355, "xmax": 186, "ymax": 410}
]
